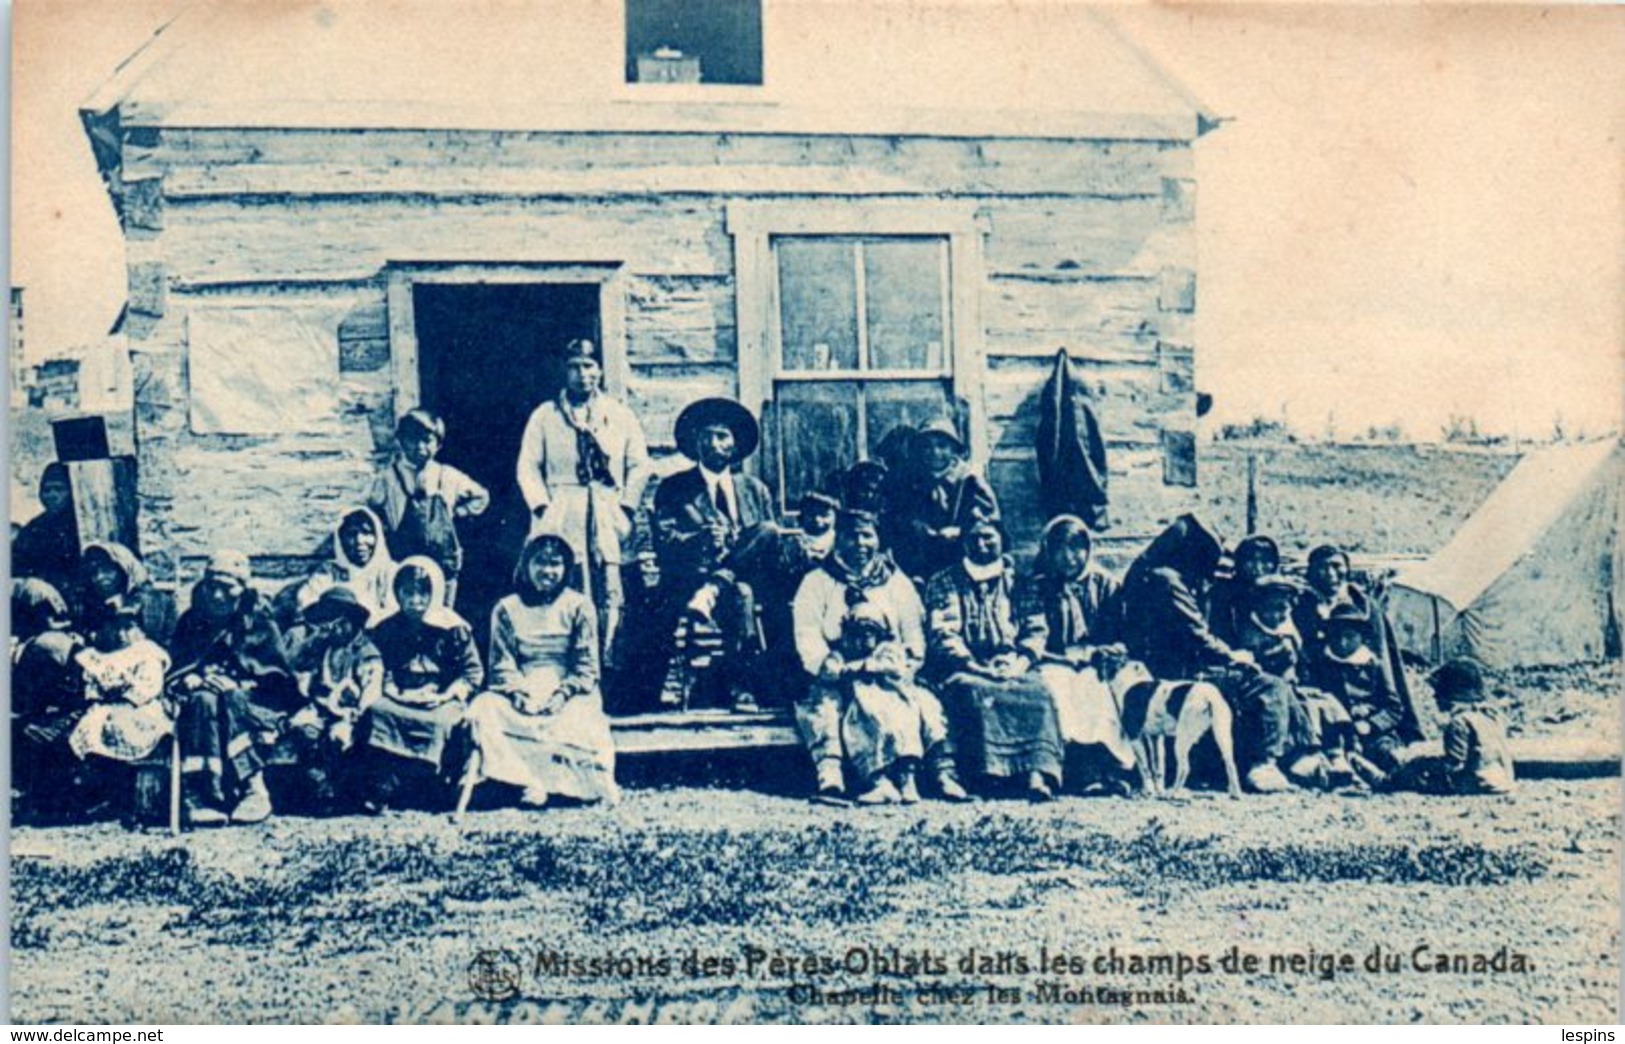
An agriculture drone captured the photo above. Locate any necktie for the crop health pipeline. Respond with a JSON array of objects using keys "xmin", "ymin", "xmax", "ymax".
[{"xmin": 714, "ymin": 479, "xmax": 733, "ymax": 523}]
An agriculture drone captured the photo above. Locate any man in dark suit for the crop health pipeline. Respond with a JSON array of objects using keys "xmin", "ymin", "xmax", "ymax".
[{"xmin": 651, "ymin": 398, "xmax": 784, "ymax": 710}]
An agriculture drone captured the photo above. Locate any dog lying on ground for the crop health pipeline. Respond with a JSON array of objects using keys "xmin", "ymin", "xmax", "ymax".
[{"xmin": 1119, "ymin": 679, "xmax": 1243, "ymax": 798}]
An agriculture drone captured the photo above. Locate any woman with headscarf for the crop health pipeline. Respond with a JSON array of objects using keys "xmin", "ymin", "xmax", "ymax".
[
  {"xmin": 791, "ymin": 510, "xmax": 969, "ymax": 805},
  {"xmin": 1116, "ymin": 514, "xmax": 1299, "ymax": 793},
  {"xmin": 169, "ymin": 550, "xmax": 300, "ymax": 826},
  {"xmin": 284, "ymin": 506, "xmax": 397, "ymax": 629},
  {"xmin": 1018, "ymin": 515, "xmax": 1150, "ymax": 793},
  {"xmin": 924, "ymin": 519, "xmax": 1064, "ymax": 801},
  {"xmin": 12, "ymin": 463, "xmax": 81, "ymax": 599},
  {"xmin": 881, "ymin": 418, "xmax": 1000, "ymax": 585},
  {"xmin": 1294, "ymin": 543, "xmax": 1425, "ymax": 746},
  {"xmin": 11, "ymin": 579, "xmax": 87, "ymax": 821},
  {"xmin": 76, "ymin": 541, "xmax": 171, "ymax": 648},
  {"xmin": 458, "ymin": 535, "xmax": 618, "ymax": 814},
  {"xmin": 359, "ymin": 555, "xmax": 482, "ymax": 810}
]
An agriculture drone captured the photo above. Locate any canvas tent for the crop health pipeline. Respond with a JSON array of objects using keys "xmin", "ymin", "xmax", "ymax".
[{"xmin": 1388, "ymin": 439, "xmax": 1623, "ymax": 669}]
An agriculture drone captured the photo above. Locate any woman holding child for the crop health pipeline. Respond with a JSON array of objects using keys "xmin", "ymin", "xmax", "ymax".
[{"xmin": 790, "ymin": 509, "xmax": 969, "ymax": 805}]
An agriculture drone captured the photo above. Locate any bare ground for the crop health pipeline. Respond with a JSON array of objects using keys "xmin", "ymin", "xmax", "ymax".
[{"xmin": 10, "ymin": 772, "xmax": 1619, "ymax": 1025}]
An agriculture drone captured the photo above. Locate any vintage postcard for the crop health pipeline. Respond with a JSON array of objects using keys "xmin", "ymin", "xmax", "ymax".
[{"xmin": 7, "ymin": 0, "xmax": 1621, "ymax": 1026}]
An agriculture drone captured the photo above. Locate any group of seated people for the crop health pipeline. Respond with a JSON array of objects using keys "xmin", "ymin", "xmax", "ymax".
[{"xmin": 10, "ymin": 391, "xmax": 1516, "ymax": 828}]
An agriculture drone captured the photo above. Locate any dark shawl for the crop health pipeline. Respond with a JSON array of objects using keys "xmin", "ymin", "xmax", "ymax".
[
  {"xmin": 1118, "ymin": 515, "xmax": 1238, "ymax": 680},
  {"xmin": 170, "ymin": 587, "xmax": 300, "ymax": 712}
]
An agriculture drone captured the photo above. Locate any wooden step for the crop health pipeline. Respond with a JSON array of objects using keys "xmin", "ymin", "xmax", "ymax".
[{"xmin": 611, "ymin": 709, "xmax": 799, "ymax": 754}]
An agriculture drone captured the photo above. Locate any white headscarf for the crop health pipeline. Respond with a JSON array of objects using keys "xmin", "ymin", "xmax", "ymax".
[
  {"xmin": 391, "ymin": 555, "xmax": 468, "ymax": 630},
  {"xmin": 300, "ymin": 507, "xmax": 397, "ymax": 625}
]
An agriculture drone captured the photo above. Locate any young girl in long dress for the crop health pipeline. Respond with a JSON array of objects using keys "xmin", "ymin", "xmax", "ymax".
[
  {"xmin": 360, "ymin": 556, "xmax": 482, "ymax": 809},
  {"xmin": 460, "ymin": 535, "xmax": 619, "ymax": 812}
]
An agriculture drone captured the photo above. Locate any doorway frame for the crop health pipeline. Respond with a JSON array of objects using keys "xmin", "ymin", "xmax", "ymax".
[{"xmin": 385, "ymin": 261, "xmax": 629, "ymax": 417}]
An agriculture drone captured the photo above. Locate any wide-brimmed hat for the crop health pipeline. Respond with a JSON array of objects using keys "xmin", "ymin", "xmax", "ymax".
[
  {"xmin": 915, "ymin": 417, "xmax": 966, "ymax": 455},
  {"xmin": 304, "ymin": 585, "xmax": 371, "ymax": 629},
  {"xmin": 1429, "ymin": 657, "xmax": 1488, "ymax": 706},
  {"xmin": 675, "ymin": 398, "xmax": 760, "ymax": 462},
  {"xmin": 1325, "ymin": 601, "xmax": 1370, "ymax": 630}
]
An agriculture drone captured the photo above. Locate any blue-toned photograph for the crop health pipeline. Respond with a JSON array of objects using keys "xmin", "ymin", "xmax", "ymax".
[{"xmin": 7, "ymin": 0, "xmax": 1621, "ymax": 1026}]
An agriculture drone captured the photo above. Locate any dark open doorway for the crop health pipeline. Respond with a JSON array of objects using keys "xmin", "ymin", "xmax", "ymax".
[{"xmin": 413, "ymin": 281, "xmax": 601, "ymax": 643}]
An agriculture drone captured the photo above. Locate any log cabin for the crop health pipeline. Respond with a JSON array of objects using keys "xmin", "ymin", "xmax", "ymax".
[{"xmin": 82, "ymin": 0, "xmax": 1216, "ymax": 612}]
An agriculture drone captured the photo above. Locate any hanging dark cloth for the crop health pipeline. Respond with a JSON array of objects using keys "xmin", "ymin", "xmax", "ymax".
[{"xmin": 1035, "ymin": 349, "xmax": 1110, "ymax": 530}]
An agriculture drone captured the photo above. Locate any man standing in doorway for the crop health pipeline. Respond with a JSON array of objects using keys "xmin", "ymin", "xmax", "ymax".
[{"xmin": 516, "ymin": 338, "xmax": 652, "ymax": 671}]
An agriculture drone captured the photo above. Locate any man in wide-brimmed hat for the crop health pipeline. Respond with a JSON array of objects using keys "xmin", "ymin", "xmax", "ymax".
[{"xmin": 650, "ymin": 397, "xmax": 782, "ymax": 711}]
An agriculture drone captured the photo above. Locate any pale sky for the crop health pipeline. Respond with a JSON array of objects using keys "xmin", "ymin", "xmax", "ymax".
[{"xmin": 10, "ymin": 1, "xmax": 1623, "ymax": 440}]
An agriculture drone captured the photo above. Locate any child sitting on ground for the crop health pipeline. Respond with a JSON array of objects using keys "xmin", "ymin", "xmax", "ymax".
[{"xmin": 1387, "ymin": 658, "xmax": 1514, "ymax": 796}]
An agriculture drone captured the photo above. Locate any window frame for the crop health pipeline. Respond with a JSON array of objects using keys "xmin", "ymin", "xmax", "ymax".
[{"xmin": 727, "ymin": 201, "xmax": 989, "ymax": 503}]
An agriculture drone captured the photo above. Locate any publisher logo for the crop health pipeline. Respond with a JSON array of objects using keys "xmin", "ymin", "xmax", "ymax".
[{"xmin": 469, "ymin": 949, "xmax": 523, "ymax": 1001}]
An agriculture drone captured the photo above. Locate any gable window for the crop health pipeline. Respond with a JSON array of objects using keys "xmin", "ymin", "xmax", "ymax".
[
  {"xmin": 728, "ymin": 202, "xmax": 989, "ymax": 511},
  {"xmin": 625, "ymin": 0, "xmax": 763, "ymax": 86}
]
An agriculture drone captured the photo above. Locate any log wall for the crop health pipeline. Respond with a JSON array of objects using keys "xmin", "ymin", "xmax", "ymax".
[{"xmin": 113, "ymin": 126, "xmax": 1199, "ymax": 580}]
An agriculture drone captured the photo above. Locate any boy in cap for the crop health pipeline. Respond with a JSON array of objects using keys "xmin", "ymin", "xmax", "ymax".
[
  {"xmin": 368, "ymin": 408, "xmax": 489, "ymax": 609},
  {"xmin": 1388, "ymin": 659, "xmax": 1515, "ymax": 795}
]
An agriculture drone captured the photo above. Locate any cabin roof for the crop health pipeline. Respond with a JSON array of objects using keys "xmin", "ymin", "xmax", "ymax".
[{"xmin": 83, "ymin": 0, "xmax": 1215, "ymax": 142}]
